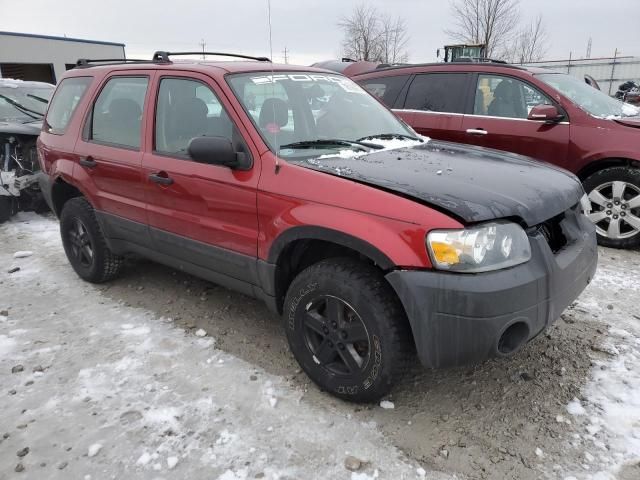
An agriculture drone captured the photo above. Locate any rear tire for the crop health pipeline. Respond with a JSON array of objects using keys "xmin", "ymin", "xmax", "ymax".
[
  {"xmin": 60, "ymin": 197, "xmax": 123, "ymax": 283},
  {"xmin": 0, "ymin": 196, "xmax": 12, "ymax": 223},
  {"xmin": 283, "ymin": 258, "xmax": 413, "ymax": 402},
  {"xmin": 583, "ymin": 167, "xmax": 640, "ymax": 249}
]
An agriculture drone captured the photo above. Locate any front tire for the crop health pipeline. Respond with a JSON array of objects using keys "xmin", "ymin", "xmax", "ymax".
[
  {"xmin": 283, "ymin": 258, "xmax": 413, "ymax": 402},
  {"xmin": 583, "ymin": 167, "xmax": 640, "ymax": 248},
  {"xmin": 60, "ymin": 197, "xmax": 123, "ymax": 282}
]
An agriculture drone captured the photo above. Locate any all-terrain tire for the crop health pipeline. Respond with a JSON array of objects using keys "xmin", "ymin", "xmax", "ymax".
[
  {"xmin": 60, "ymin": 197, "xmax": 123, "ymax": 283},
  {"xmin": 583, "ymin": 167, "xmax": 640, "ymax": 249},
  {"xmin": 283, "ymin": 257, "xmax": 414, "ymax": 402}
]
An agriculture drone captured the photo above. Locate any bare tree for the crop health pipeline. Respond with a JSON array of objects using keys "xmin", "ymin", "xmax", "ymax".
[
  {"xmin": 339, "ymin": 4, "xmax": 383, "ymax": 62},
  {"xmin": 339, "ymin": 4, "xmax": 410, "ymax": 63},
  {"xmin": 380, "ymin": 16, "xmax": 410, "ymax": 64},
  {"xmin": 509, "ymin": 15, "xmax": 548, "ymax": 64},
  {"xmin": 445, "ymin": 0, "xmax": 521, "ymax": 59}
]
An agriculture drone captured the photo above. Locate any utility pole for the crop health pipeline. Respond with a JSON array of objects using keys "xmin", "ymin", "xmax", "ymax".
[
  {"xmin": 609, "ymin": 48, "xmax": 619, "ymax": 95},
  {"xmin": 199, "ymin": 39, "xmax": 206, "ymax": 60},
  {"xmin": 282, "ymin": 47, "xmax": 289, "ymax": 64}
]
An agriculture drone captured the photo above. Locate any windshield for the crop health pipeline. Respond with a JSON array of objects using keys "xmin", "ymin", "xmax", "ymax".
[
  {"xmin": 227, "ymin": 72, "xmax": 417, "ymax": 159},
  {"xmin": 537, "ymin": 73, "xmax": 639, "ymax": 119},
  {"xmin": 0, "ymin": 82, "xmax": 54, "ymax": 122}
]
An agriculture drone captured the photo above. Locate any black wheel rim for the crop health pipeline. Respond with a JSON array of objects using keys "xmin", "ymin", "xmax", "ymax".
[
  {"xmin": 303, "ymin": 295, "xmax": 370, "ymax": 377},
  {"xmin": 68, "ymin": 218, "xmax": 94, "ymax": 268}
]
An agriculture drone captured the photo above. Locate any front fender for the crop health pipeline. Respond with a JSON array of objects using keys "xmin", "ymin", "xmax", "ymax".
[{"xmin": 260, "ymin": 200, "xmax": 455, "ymax": 269}]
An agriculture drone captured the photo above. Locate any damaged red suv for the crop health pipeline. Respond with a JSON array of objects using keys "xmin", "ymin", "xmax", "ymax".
[{"xmin": 37, "ymin": 52, "xmax": 597, "ymax": 401}]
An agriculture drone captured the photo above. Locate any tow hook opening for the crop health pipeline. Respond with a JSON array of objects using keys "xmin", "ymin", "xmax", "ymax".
[{"xmin": 497, "ymin": 321, "xmax": 530, "ymax": 356}]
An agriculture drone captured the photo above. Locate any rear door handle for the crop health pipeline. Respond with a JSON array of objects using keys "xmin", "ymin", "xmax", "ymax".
[
  {"xmin": 466, "ymin": 128, "xmax": 488, "ymax": 136},
  {"xmin": 79, "ymin": 156, "xmax": 97, "ymax": 168},
  {"xmin": 149, "ymin": 172, "xmax": 174, "ymax": 186}
]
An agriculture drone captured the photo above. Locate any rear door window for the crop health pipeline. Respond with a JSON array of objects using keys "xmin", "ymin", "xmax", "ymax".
[
  {"xmin": 45, "ymin": 77, "xmax": 92, "ymax": 134},
  {"xmin": 90, "ymin": 76, "xmax": 148, "ymax": 149},
  {"xmin": 359, "ymin": 75, "xmax": 410, "ymax": 108},
  {"xmin": 404, "ymin": 73, "xmax": 468, "ymax": 113}
]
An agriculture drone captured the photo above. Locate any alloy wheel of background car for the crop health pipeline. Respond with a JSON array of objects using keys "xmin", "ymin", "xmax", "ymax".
[
  {"xmin": 60, "ymin": 197, "xmax": 124, "ymax": 283},
  {"xmin": 583, "ymin": 167, "xmax": 640, "ymax": 248},
  {"xmin": 284, "ymin": 258, "xmax": 413, "ymax": 403}
]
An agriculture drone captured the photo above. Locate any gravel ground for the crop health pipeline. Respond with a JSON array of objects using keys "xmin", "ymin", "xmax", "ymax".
[{"xmin": 1, "ymin": 213, "xmax": 639, "ymax": 479}]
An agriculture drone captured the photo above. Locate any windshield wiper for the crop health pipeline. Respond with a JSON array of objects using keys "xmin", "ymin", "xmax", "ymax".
[
  {"xmin": 279, "ymin": 139, "xmax": 384, "ymax": 150},
  {"xmin": 357, "ymin": 133, "xmax": 424, "ymax": 142},
  {"xmin": 26, "ymin": 93, "xmax": 50, "ymax": 104},
  {"xmin": 0, "ymin": 94, "xmax": 44, "ymax": 119}
]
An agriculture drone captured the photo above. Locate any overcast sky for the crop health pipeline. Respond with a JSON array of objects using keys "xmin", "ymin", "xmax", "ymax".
[{"xmin": 2, "ymin": 0, "xmax": 637, "ymax": 65}]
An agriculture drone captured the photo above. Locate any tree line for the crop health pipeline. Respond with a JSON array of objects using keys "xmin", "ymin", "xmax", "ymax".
[{"xmin": 340, "ymin": 0, "xmax": 548, "ymax": 64}]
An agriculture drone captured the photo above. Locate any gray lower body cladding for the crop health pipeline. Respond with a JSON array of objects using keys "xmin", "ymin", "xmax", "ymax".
[{"xmin": 386, "ymin": 209, "xmax": 598, "ymax": 369}]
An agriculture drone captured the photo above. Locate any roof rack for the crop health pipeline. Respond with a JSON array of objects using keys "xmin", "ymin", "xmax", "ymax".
[
  {"xmin": 75, "ymin": 58, "xmax": 156, "ymax": 67},
  {"xmin": 152, "ymin": 51, "xmax": 271, "ymax": 63},
  {"xmin": 451, "ymin": 57, "xmax": 507, "ymax": 64}
]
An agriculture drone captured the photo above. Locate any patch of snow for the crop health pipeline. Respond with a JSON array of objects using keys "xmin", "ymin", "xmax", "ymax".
[
  {"xmin": 317, "ymin": 136, "xmax": 427, "ymax": 162},
  {"xmin": 87, "ymin": 443, "xmax": 102, "ymax": 457},
  {"xmin": 379, "ymin": 400, "xmax": 395, "ymax": 410},
  {"xmin": 417, "ymin": 466, "xmax": 427, "ymax": 476},
  {"xmin": 567, "ymin": 399, "xmax": 586, "ymax": 416},
  {"xmin": 195, "ymin": 328, "xmax": 207, "ymax": 337},
  {"xmin": 167, "ymin": 456, "xmax": 179, "ymax": 469},
  {"xmin": 351, "ymin": 470, "xmax": 379, "ymax": 480},
  {"xmin": 13, "ymin": 250, "xmax": 33, "ymax": 258},
  {"xmin": 535, "ymin": 447, "xmax": 544, "ymax": 457},
  {"xmin": 136, "ymin": 452, "xmax": 151, "ymax": 465},
  {"xmin": 0, "ymin": 335, "xmax": 17, "ymax": 356}
]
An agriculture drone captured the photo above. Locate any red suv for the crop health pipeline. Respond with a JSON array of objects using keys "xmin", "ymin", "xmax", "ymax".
[
  {"xmin": 37, "ymin": 52, "xmax": 597, "ymax": 402},
  {"xmin": 341, "ymin": 61, "xmax": 640, "ymax": 249}
]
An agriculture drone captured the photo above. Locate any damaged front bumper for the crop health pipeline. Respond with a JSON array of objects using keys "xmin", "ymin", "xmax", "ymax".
[{"xmin": 386, "ymin": 207, "xmax": 598, "ymax": 369}]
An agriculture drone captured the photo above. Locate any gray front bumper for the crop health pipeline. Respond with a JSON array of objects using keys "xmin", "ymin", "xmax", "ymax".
[{"xmin": 386, "ymin": 209, "xmax": 598, "ymax": 369}]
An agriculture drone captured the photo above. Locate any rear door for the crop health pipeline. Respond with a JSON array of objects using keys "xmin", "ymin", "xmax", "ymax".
[
  {"xmin": 461, "ymin": 73, "xmax": 569, "ymax": 163},
  {"xmin": 74, "ymin": 72, "xmax": 152, "ymax": 241},
  {"xmin": 142, "ymin": 71, "xmax": 261, "ymax": 285},
  {"xmin": 397, "ymin": 72, "xmax": 471, "ymax": 143}
]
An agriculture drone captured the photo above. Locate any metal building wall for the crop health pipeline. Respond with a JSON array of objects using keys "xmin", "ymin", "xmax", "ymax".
[
  {"xmin": 0, "ymin": 32, "xmax": 125, "ymax": 83},
  {"xmin": 525, "ymin": 57, "xmax": 640, "ymax": 95}
]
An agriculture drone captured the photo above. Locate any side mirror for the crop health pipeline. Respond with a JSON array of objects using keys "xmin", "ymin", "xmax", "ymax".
[
  {"xmin": 527, "ymin": 104, "xmax": 564, "ymax": 124},
  {"xmin": 187, "ymin": 136, "xmax": 251, "ymax": 170}
]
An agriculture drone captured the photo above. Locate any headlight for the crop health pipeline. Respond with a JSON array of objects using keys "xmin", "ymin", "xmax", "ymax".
[{"xmin": 426, "ymin": 221, "xmax": 531, "ymax": 273}]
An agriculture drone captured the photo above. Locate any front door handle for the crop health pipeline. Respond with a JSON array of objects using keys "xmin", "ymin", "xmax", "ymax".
[
  {"xmin": 79, "ymin": 156, "xmax": 97, "ymax": 168},
  {"xmin": 466, "ymin": 128, "xmax": 488, "ymax": 136},
  {"xmin": 149, "ymin": 172, "xmax": 174, "ymax": 186}
]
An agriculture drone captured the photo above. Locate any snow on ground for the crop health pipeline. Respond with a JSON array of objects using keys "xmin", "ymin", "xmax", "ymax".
[
  {"xmin": 0, "ymin": 214, "xmax": 450, "ymax": 479},
  {"xmin": 559, "ymin": 250, "xmax": 640, "ymax": 479}
]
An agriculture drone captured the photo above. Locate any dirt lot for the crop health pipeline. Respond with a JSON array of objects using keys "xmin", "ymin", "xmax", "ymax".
[{"xmin": 1, "ymin": 213, "xmax": 639, "ymax": 479}]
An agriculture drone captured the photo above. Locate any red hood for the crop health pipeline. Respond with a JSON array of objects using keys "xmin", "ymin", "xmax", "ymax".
[{"xmin": 614, "ymin": 117, "xmax": 640, "ymax": 128}]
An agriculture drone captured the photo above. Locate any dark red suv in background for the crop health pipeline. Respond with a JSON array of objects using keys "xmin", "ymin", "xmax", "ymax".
[
  {"xmin": 37, "ymin": 53, "xmax": 596, "ymax": 401},
  {"xmin": 333, "ymin": 60, "xmax": 640, "ymax": 249}
]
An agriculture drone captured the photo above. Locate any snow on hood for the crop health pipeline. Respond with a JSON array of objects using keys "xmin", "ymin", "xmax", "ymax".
[{"xmin": 316, "ymin": 136, "xmax": 429, "ymax": 161}]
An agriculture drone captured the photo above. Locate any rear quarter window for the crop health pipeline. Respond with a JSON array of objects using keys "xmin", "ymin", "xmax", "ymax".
[{"xmin": 45, "ymin": 77, "xmax": 92, "ymax": 135}]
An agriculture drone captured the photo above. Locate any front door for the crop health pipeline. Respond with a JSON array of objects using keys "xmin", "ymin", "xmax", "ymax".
[
  {"xmin": 142, "ymin": 72, "xmax": 261, "ymax": 284},
  {"xmin": 461, "ymin": 74, "xmax": 570, "ymax": 164}
]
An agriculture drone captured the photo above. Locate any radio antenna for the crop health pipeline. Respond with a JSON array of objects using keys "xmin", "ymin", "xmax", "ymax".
[{"xmin": 267, "ymin": 0, "xmax": 280, "ymax": 174}]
